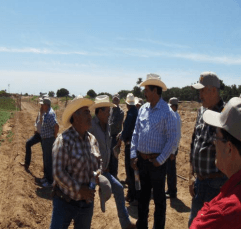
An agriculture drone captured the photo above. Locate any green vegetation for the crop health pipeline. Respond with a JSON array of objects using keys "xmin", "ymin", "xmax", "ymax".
[
  {"xmin": 0, "ymin": 96, "xmax": 16, "ymax": 137},
  {"xmin": 52, "ymin": 104, "xmax": 59, "ymax": 111},
  {"xmin": 6, "ymin": 130, "xmax": 14, "ymax": 142},
  {"xmin": 60, "ymin": 97, "xmax": 73, "ymax": 102},
  {"xmin": 31, "ymin": 96, "xmax": 38, "ymax": 101}
]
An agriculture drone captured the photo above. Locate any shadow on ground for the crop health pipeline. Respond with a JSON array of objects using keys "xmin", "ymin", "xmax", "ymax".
[{"xmin": 170, "ymin": 198, "xmax": 191, "ymax": 213}]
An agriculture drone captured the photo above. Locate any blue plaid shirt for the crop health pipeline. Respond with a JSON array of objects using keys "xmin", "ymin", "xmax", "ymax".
[
  {"xmin": 130, "ymin": 98, "xmax": 178, "ymax": 165},
  {"xmin": 41, "ymin": 107, "xmax": 58, "ymax": 139}
]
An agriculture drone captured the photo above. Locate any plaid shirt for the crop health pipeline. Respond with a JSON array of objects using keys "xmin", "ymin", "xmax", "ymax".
[
  {"xmin": 52, "ymin": 126, "xmax": 101, "ymax": 201},
  {"xmin": 109, "ymin": 106, "xmax": 124, "ymax": 136},
  {"xmin": 41, "ymin": 107, "xmax": 58, "ymax": 138},
  {"xmin": 190, "ymin": 100, "xmax": 224, "ymax": 176}
]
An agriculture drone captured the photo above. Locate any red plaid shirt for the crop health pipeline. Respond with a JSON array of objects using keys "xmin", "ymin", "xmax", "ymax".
[{"xmin": 52, "ymin": 126, "xmax": 101, "ymax": 201}]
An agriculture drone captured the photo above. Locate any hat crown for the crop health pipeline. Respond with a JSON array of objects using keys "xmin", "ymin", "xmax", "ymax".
[
  {"xmin": 169, "ymin": 97, "xmax": 178, "ymax": 105},
  {"xmin": 146, "ymin": 73, "xmax": 161, "ymax": 81},
  {"xmin": 126, "ymin": 93, "xmax": 135, "ymax": 101},
  {"xmin": 94, "ymin": 95, "xmax": 110, "ymax": 104},
  {"xmin": 112, "ymin": 93, "xmax": 120, "ymax": 100},
  {"xmin": 199, "ymin": 71, "xmax": 220, "ymax": 88}
]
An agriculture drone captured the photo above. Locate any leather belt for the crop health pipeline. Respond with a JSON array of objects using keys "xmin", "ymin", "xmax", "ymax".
[
  {"xmin": 196, "ymin": 172, "xmax": 225, "ymax": 181},
  {"xmin": 139, "ymin": 152, "xmax": 160, "ymax": 160}
]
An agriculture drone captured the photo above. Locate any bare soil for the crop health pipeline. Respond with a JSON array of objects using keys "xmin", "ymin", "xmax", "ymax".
[{"xmin": 0, "ymin": 99, "xmax": 200, "ymax": 229}]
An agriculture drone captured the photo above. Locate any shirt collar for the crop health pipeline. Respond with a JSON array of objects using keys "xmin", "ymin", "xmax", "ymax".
[
  {"xmin": 70, "ymin": 126, "xmax": 89, "ymax": 140},
  {"xmin": 212, "ymin": 99, "xmax": 224, "ymax": 112},
  {"xmin": 220, "ymin": 169, "xmax": 241, "ymax": 195},
  {"xmin": 146, "ymin": 98, "xmax": 163, "ymax": 110}
]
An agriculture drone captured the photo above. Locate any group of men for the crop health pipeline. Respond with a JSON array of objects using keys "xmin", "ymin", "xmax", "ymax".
[{"xmin": 22, "ymin": 72, "xmax": 241, "ymax": 229}]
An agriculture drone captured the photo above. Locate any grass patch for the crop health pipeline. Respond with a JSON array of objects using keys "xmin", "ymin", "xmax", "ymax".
[
  {"xmin": 31, "ymin": 96, "xmax": 38, "ymax": 101},
  {"xmin": 0, "ymin": 97, "xmax": 16, "ymax": 110},
  {"xmin": 60, "ymin": 97, "xmax": 73, "ymax": 102},
  {"xmin": 0, "ymin": 110, "xmax": 11, "ymax": 135},
  {"xmin": 6, "ymin": 130, "xmax": 14, "ymax": 142},
  {"xmin": 52, "ymin": 104, "xmax": 59, "ymax": 111}
]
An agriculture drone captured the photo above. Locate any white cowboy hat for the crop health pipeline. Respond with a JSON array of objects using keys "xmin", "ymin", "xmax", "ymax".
[
  {"xmin": 90, "ymin": 95, "xmax": 116, "ymax": 109},
  {"xmin": 62, "ymin": 95, "xmax": 94, "ymax": 128},
  {"xmin": 125, "ymin": 93, "xmax": 135, "ymax": 105},
  {"xmin": 139, "ymin": 73, "xmax": 167, "ymax": 91},
  {"xmin": 135, "ymin": 97, "xmax": 144, "ymax": 106}
]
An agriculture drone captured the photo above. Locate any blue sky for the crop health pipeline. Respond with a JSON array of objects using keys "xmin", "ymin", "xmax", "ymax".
[{"xmin": 0, "ymin": 0, "xmax": 241, "ymax": 96}]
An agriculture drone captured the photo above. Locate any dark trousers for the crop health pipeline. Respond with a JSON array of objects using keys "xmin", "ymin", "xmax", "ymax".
[
  {"xmin": 166, "ymin": 151, "xmax": 177, "ymax": 195},
  {"xmin": 136, "ymin": 154, "xmax": 167, "ymax": 229},
  {"xmin": 25, "ymin": 132, "xmax": 42, "ymax": 166},
  {"xmin": 125, "ymin": 144, "xmax": 136, "ymax": 200},
  {"xmin": 42, "ymin": 137, "xmax": 55, "ymax": 184},
  {"xmin": 109, "ymin": 134, "xmax": 118, "ymax": 178}
]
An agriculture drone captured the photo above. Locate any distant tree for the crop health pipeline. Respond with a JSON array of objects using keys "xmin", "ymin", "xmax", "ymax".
[
  {"xmin": 87, "ymin": 89, "xmax": 97, "ymax": 98},
  {"xmin": 132, "ymin": 86, "xmax": 144, "ymax": 98},
  {"xmin": 136, "ymin": 78, "xmax": 143, "ymax": 85},
  {"xmin": 57, "ymin": 88, "xmax": 69, "ymax": 97},
  {"xmin": 118, "ymin": 90, "xmax": 131, "ymax": 99},
  {"xmin": 72, "ymin": 94, "xmax": 75, "ymax": 98},
  {"xmin": 24, "ymin": 93, "xmax": 28, "ymax": 96},
  {"xmin": 48, "ymin": 91, "xmax": 55, "ymax": 97}
]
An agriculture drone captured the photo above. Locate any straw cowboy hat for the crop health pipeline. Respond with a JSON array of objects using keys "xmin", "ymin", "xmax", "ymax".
[
  {"xmin": 62, "ymin": 95, "xmax": 94, "ymax": 128},
  {"xmin": 90, "ymin": 95, "xmax": 116, "ymax": 109},
  {"xmin": 125, "ymin": 93, "xmax": 135, "ymax": 105},
  {"xmin": 139, "ymin": 73, "xmax": 167, "ymax": 91}
]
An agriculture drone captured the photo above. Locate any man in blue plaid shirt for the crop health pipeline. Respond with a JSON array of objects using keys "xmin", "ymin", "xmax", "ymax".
[{"xmin": 40, "ymin": 97, "xmax": 59, "ymax": 188}]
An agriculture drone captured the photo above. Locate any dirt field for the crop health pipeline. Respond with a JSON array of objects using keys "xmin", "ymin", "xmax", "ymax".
[{"xmin": 0, "ymin": 99, "xmax": 200, "ymax": 229}]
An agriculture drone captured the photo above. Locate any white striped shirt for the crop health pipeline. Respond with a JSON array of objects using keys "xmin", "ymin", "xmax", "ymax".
[
  {"xmin": 130, "ymin": 98, "xmax": 178, "ymax": 165},
  {"xmin": 171, "ymin": 111, "xmax": 181, "ymax": 155}
]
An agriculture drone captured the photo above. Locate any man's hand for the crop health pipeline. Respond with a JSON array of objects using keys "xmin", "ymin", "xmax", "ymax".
[
  {"xmin": 131, "ymin": 158, "xmax": 138, "ymax": 170},
  {"xmin": 79, "ymin": 185, "xmax": 95, "ymax": 201},
  {"xmin": 170, "ymin": 154, "xmax": 176, "ymax": 161},
  {"xmin": 189, "ymin": 180, "xmax": 195, "ymax": 197},
  {"xmin": 116, "ymin": 139, "xmax": 121, "ymax": 148},
  {"xmin": 149, "ymin": 158, "xmax": 160, "ymax": 167}
]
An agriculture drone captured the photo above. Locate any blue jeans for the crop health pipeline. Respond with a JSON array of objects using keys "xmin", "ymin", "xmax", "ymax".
[
  {"xmin": 166, "ymin": 155, "xmax": 177, "ymax": 195},
  {"xmin": 42, "ymin": 137, "xmax": 55, "ymax": 184},
  {"xmin": 103, "ymin": 172, "xmax": 131, "ymax": 229},
  {"xmin": 50, "ymin": 196, "xmax": 94, "ymax": 229},
  {"xmin": 25, "ymin": 132, "xmax": 42, "ymax": 166},
  {"xmin": 188, "ymin": 176, "xmax": 227, "ymax": 227},
  {"xmin": 109, "ymin": 134, "xmax": 118, "ymax": 178}
]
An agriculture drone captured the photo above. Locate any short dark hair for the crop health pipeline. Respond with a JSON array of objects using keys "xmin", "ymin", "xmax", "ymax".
[
  {"xmin": 148, "ymin": 85, "xmax": 162, "ymax": 96},
  {"xmin": 221, "ymin": 129, "xmax": 241, "ymax": 156},
  {"xmin": 95, "ymin": 107, "xmax": 106, "ymax": 116}
]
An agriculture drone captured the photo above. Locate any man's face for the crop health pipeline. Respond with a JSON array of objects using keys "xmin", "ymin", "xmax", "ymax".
[
  {"xmin": 170, "ymin": 104, "xmax": 177, "ymax": 112},
  {"xmin": 199, "ymin": 86, "xmax": 214, "ymax": 108},
  {"xmin": 215, "ymin": 128, "xmax": 229, "ymax": 174},
  {"xmin": 98, "ymin": 107, "xmax": 110, "ymax": 124},
  {"xmin": 112, "ymin": 97, "xmax": 119, "ymax": 106},
  {"xmin": 144, "ymin": 86, "xmax": 155, "ymax": 103},
  {"xmin": 42, "ymin": 104, "xmax": 49, "ymax": 112},
  {"xmin": 74, "ymin": 106, "xmax": 92, "ymax": 131}
]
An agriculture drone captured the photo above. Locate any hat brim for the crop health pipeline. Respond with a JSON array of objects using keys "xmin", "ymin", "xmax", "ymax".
[
  {"xmin": 39, "ymin": 101, "xmax": 44, "ymax": 104},
  {"xmin": 125, "ymin": 101, "xmax": 135, "ymax": 105},
  {"xmin": 100, "ymin": 189, "xmax": 106, "ymax": 212},
  {"xmin": 203, "ymin": 110, "xmax": 222, "ymax": 128},
  {"xmin": 62, "ymin": 98, "xmax": 94, "ymax": 128},
  {"xmin": 139, "ymin": 79, "xmax": 167, "ymax": 91},
  {"xmin": 192, "ymin": 83, "xmax": 205, "ymax": 90},
  {"xmin": 90, "ymin": 102, "xmax": 116, "ymax": 110}
]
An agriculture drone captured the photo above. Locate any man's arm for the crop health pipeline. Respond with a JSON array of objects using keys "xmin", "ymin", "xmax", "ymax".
[
  {"xmin": 154, "ymin": 111, "xmax": 178, "ymax": 166},
  {"xmin": 54, "ymin": 123, "xmax": 59, "ymax": 138}
]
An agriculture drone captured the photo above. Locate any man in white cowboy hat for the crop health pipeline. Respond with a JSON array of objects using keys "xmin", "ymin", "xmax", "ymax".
[
  {"xmin": 135, "ymin": 97, "xmax": 144, "ymax": 110},
  {"xmin": 130, "ymin": 73, "xmax": 178, "ymax": 229},
  {"xmin": 117, "ymin": 93, "xmax": 138, "ymax": 205},
  {"xmin": 165, "ymin": 97, "xmax": 182, "ymax": 199},
  {"xmin": 39, "ymin": 97, "xmax": 59, "ymax": 188},
  {"xmin": 109, "ymin": 93, "xmax": 124, "ymax": 178},
  {"xmin": 20, "ymin": 97, "xmax": 44, "ymax": 170},
  {"xmin": 89, "ymin": 95, "xmax": 136, "ymax": 229},
  {"xmin": 188, "ymin": 72, "xmax": 227, "ymax": 227},
  {"xmin": 50, "ymin": 95, "xmax": 107, "ymax": 229},
  {"xmin": 190, "ymin": 97, "xmax": 241, "ymax": 229}
]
